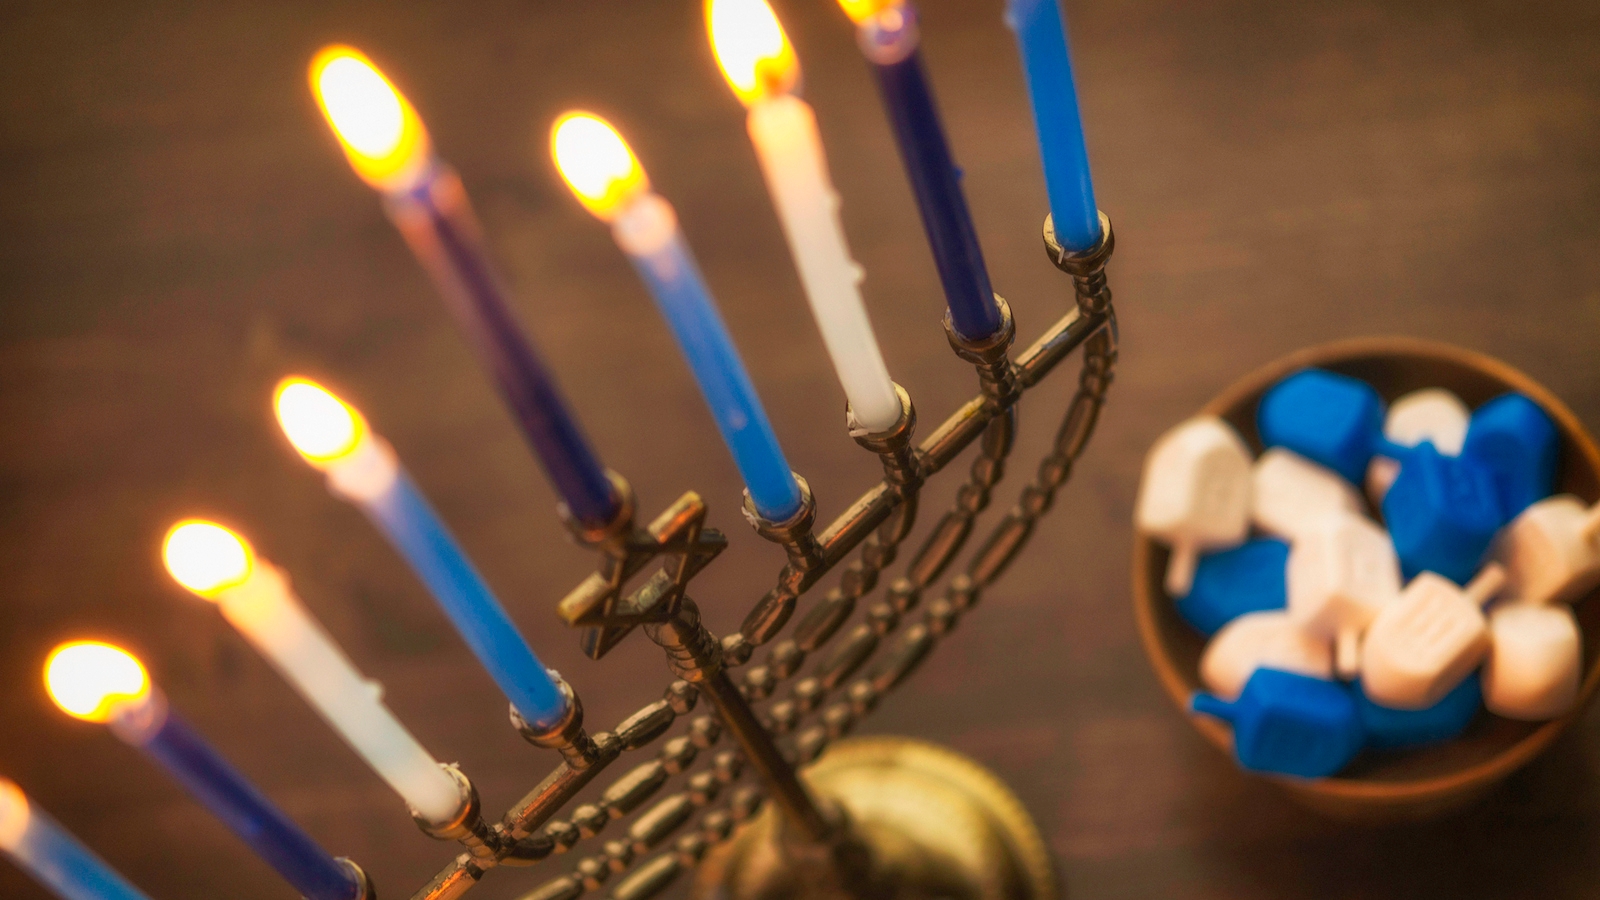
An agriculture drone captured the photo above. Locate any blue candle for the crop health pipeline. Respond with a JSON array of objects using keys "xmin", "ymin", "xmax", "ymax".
[
  {"xmin": 44, "ymin": 643, "xmax": 359, "ymax": 900},
  {"xmin": 364, "ymin": 471, "xmax": 569, "ymax": 724},
  {"xmin": 311, "ymin": 46, "xmax": 619, "ymax": 527},
  {"xmin": 552, "ymin": 113, "xmax": 803, "ymax": 522},
  {"xmin": 845, "ymin": 1, "xmax": 1002, "ymax": 340},
  {"xmin": 0, "ymin": 780, "xmax": 153, "ymax": 900},
  {"xmin": 1005, "ymin": 0, "xmax": 1101, "ymax": 251},
  {"xmin": 274, "ymin": 379, "xmax": 571, "ymax": 730}
]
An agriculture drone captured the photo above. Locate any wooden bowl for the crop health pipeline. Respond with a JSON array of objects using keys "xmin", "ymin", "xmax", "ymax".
[{"xmin": 1132, "ymin": 336, "xmax": 1600, "ymax": 820}]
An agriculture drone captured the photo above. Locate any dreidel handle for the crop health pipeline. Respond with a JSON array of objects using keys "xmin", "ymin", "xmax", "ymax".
[
  {"xmin": 1165, "ymin": 540, "xmax": 1201, "ymax": 598},
  {"xmin": 1464, "ymin": 562, "xmax": 1507, "ymax": 607},
  {"xmin": 1190, "ymin": 692, "xmax": 1237, "ymax": 724},
  {"xmin": 1581, "ymin": 502, "xmax": 1600, "ymax": 544},
  {"xmin": 1335, "ymin": 628, "xmax": 1362, "ymax": 681}
]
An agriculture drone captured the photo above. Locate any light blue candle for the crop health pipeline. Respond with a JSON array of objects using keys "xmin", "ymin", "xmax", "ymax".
[
  {"xmin": 276, "ymin": 379, "xmax": 569, "ymax": 731},
  {"xmin": 0, "ymin": 781, "xmax": 152, "ymax": 900},
  {"xmin": 616, "ymin": 196, "xmax": 803, "ymax": 522},
  {"xmin": 553, "ymin": 113, "xmax": 803, "ymax": 523},
  {"xmin": 1006, "ymin": 0, "xmax": 1101, "ymax": 251},
  {"xmin": 356, "ymin": 466, "xmax": 568, "ymax": 729}
]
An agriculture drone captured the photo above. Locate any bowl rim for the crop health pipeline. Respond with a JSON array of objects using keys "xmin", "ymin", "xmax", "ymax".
[{"xmin": 1131, "ymin": 335, "xmax": 1600, "ymax": 807}]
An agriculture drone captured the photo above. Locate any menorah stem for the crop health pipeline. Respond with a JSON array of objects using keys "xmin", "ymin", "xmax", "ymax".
[{"xmin": 645, "ymin": 598, "xmax": 835, "ymax": 844}]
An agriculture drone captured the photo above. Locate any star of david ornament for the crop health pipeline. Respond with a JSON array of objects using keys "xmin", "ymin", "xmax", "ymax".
[{"xmin": 557, "ymin": 491, "xmax": 727, "ymax": 658}]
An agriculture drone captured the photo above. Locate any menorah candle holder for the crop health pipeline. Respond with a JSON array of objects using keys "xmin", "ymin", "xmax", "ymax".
[{"xmin": 396, "ymin": 211, "xmax": 1117, "ymax": 900}]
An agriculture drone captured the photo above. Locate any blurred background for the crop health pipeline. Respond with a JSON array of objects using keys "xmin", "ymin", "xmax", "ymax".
[{"xmin": 2, "ymin": 0, "xmax": 1599, "ymax": 898}]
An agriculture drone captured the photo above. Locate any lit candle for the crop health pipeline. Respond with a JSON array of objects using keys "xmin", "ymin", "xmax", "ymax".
[
  {"xmin": 161, "ymin": 520, "xmax": 461, "ymax": 824},
  {"xmin": 550, "ymin": 112, "xmax": 804, "ymax": 521},
  {"xmin": 308, "ymin": 46, "xmax": 619, "ymax": 526},
  {"xmin": 273, "ymin": 377, "xmax": 569, "ymax": 729},
  {"xmin": 707, "ymin": 0, "xmax": 902, "ymax": 433},
  {"xmin": 837, "ymin": 0, "xmax": 1001, "ymax": 340},
  {"xmin": 44, "ymin": 642, "xmax": 361, "ymax": 900},
  {"xmin": 1005, "ymin": 0, "xmax": 1100, "ymax": 252},
  {"xmin": 0, "ymin": 779, "xmax": 152, "ymax": 900}
]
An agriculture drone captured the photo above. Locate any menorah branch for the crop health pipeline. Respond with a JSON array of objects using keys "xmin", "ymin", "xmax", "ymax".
[{"xmin": 401, "ymin": 211, "xmax": 1118, "ymax": 900}]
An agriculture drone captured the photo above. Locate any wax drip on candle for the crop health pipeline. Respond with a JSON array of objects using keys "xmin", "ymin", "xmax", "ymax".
[{"xmin": 708, "ymin": 0, "xmax": 903, "ymax": 433}]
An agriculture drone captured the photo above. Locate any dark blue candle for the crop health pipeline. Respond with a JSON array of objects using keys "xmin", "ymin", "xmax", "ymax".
[
  {"xmin": 310, "ymin": 46, "xmax": 619, "ymax": 527},
  {"xmin": 848, "ymin": 1, "xmax": 1001, "ymax": 340},
  {"xmin": 113, "ymin": 696, "xmax": 361, "ymax": 900},
  {"xmin": 385, "ymin": 170, "xmax": 620, "ymax": 526},
  {"xmin": 1006, "ymin": 0, "xmax": 1101, "ymax": 252}
]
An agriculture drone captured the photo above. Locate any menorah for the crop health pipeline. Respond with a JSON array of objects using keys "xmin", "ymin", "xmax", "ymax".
[
  {"xmin": 379, "ymin": 213, "xmax": 1117, "ymax": 900},
  {"xmin": 0, "ymin": 4, "xmax": 1125, "ymax": 900}
]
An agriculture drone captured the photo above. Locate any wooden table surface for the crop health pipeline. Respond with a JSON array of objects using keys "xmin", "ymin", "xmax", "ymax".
[{"xmin": 3, "ymin": 1, "xmax": 1599, "ymax": 898}]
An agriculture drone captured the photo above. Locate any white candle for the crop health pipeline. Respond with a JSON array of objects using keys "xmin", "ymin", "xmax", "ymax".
[
  {"xmin": 163, "ymin": 520, "xmax": 461, "ymax": 824},
  {"xmin": 709, "ymin": 0, "xmax": 901, "ymax": 433}
]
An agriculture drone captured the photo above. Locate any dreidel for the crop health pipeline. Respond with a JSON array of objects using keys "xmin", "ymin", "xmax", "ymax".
[
  {"xmin": 1257, "ymin": 368, "xmax": 1386, "ymax": 485},
  {"xmin": 1483, "ymin": 603, "xmax": 1582, "ymax": 721},
  {"xmin": 1492, "ymin": 494, "xmax": 1600, "ymax": 606},
  {"xmin": 1200, "ymin": 610, "xmax": 1334, "ymax": 700},
  {"xmin": 1177, "ymin": 538, "xmax": 1289, "ymax": 636},
  {"xmin": 1286, "ymin": 509, "xmax": 1402, "ymax": 678},
  {"xmin": 1382, "ymin": 441, "xmax": 1507, "ymax": 584},
  {"xmin": 1365, "ymin": 388, "xmax": 1471, "ymax": 506},
  {"xmin": 1462, "ymin": 393, "xmax": 1559, "ymax": 519},
  {"xmin": 1251, "ymin": 449, "xmax": 1363, "ymax": 542},
  {"xmin": 1136, "ymin": 416, "xmax": 1253, "ymax": 597},
  {"xmin": 1355, "ymin": 672, "xmax": 1483, "ymax": 749},
  {"xmin": 1360, "ymin": 564, "xmax": 1504, "ymax": 710},
  {"xmin": 1191, "ymin": 668, "xmax": 1365, "ymax": 779}
]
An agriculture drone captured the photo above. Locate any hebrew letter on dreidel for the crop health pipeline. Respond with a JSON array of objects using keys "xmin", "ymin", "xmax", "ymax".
[
  {"xmin": 1492, "ymin": 494, "xmax": 1600, "ymax": 606},
  {"xmin": 1286, "ymin": 510, "xmax": 1402, "ymax": 678},
  {"xmin": 1136, "ymin": 416, "xmax": 1252, "ymax": 597},
  {"xmin": 1361, "ymin": 564, "xmax": 1504, "ymax": 710}
]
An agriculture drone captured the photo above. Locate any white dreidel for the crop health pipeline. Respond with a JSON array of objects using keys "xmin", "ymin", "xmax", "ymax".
[
  {"xmin": 1483, "ymin": 603, "xmax": 1582, "ymax": 720},
  {"xmin": 1136, "ymin": 416, "xmax": 1254, "ymax": 597},
  {"xmin": 1251, "ymin": 448, "xmax": 1364, "ymax": 542},
  {"xmin": 1360, "ymin": 564, "xmax": 1504, "ymax": 710},
  {"xmin": 1286, "ymin": 509, "xmax": 1402, "ymax": 678},
  {"xmin": 1200, "ymin": 610, "xmax": 1335, "ymax": 701},
  {"xmin": 1491, "ymin": 494, "xmax": 1600, "ymax": 606},
  {"xmin": 1365, "ymin": 388, "xmax": 1471, "ymax": 507}
]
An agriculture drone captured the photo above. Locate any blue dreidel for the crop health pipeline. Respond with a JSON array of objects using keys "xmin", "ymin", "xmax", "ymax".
[
  {"xmin": 1176, "ymin": 538, "xmax": 1289, "ymax": 636},
  {"xmin": 1257, "ymin": 369, "xmax": 1385, "ymax": 485},
  {"xmin": 1382, "ymin": 438, "xmax": 1504, "ymax": 582},
  {"xmin": 1355, "ymin": 673, "xmax": 1483, "ymax": 750},
  {"xmin": 1382, "ymin": 442, "xmax": 1507, "ymax": 583},
  {"xmin": 1462, "ymin": 393, "xmax": 1559, "ymax": 519},
  {"xmin": 1191, "ymin": 668, "xmax": 1365, "ymax": 778}
]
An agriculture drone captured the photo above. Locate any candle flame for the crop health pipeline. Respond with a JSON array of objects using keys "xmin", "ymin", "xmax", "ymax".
[
  {"xmin": 274, "ymin": 377, "xmax": 369, "ymax": 466},
  {"xmin": 0, "ymin": 780, "xmax": 27, "ymax": 850},
  {"xmin": 551, "ymin": 112, "xmax": 650, "ymax": 221},
  {"xmin": 837, "ymin": 0, "xmax": 901, "ymax": 25},
  {"xmin": 44, "ymin": 641, "xmax": 150, "ymax": 723},
  {"xmin": 310, "ymin": 45, "xmax": 432, "ymax": 192},
  {"xmin": 707, "ymin": 0, "xmax": 799, "ymax": 105},
  {"xmin": 163, "ymin": 520, "xmax": 255, "ymax": 598}
]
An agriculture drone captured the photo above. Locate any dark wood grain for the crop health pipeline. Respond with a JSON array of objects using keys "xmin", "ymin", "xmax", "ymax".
[{"xmin": 1, "ymin": 1, "xmax": 1598, "ymax": 898}]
